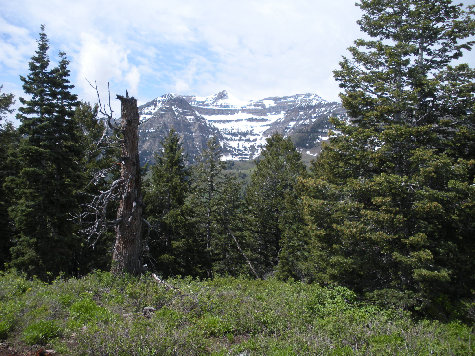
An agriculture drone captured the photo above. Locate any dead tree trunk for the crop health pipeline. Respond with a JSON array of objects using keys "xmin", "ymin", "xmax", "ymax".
[{"xmin": 111, "ymin": 93, "xmax": 143, "ymax": 275}]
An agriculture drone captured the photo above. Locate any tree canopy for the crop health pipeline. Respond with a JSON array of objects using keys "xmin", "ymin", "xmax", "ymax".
[
  {"xmin": 5, "ymin": 26, "xmax": 81, "ymax": 279},
  {"xmin": 294, "ymin": 0, "xmax": 474, "ymax": 316}
]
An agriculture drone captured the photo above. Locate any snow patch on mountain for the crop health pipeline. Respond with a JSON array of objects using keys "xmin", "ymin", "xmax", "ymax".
[{"xmin": 138, "ymin": 91, "xmax": 346, "ymax": 161}]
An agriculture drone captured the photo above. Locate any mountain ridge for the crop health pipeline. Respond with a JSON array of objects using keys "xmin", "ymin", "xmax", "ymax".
[{"xmin": 138, "ymin": 91, "xmax": 346, "ymax": 163}]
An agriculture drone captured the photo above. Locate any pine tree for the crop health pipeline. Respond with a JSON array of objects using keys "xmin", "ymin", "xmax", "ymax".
[
  {"xmin": 209, "ymin": 173, "xmax": 249, "ymax": 277},
  {"xmin": 0, "ymin": 87, "xmax": 17, "ymax": 268},
  {"xmin": 0, "ymin": 85, "xmax": 14, "ymax": 123},
  {"xmin": 185, "ymin": 137, "xmax": 248, "ymax": 277},
  {"xmin": 186, "ymin": 137, "xmax": 227, "ymax": 277},
  {"xmin": 299, "ymin": 0, "xmax": 474, "ymax": 315},
  {"xmin": 6, "ymin": 26, "xmax": 81, "ymax": 279},
  {"xmin": 275, "ymin": 180, "xmax": 310, "ymax": 282},
  {"xmin": 245, "ymin": 133, "xmax": 306, "ymax": 276},
  {"xmin": 143, "ymin": 129, "xmax": 191, "ymax": 277}
]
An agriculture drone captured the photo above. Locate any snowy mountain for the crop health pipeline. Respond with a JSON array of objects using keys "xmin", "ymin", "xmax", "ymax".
[{"xmin": 138, "ymin": 90, "xmax": 346, "ymax": 163}]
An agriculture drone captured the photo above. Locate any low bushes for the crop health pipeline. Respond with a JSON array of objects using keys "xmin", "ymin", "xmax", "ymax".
[{"xmin": 0, "ymin": 270, "xmax": 472, "ymax": 355}]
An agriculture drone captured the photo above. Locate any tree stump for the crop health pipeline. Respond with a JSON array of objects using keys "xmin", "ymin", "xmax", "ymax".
[{"xmin": 111, "ymin": 93, "xmax": 143, "ymax": 275}]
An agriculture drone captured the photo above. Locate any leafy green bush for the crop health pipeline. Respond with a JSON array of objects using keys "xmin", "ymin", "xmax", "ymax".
[
  {"xmin": 22, "ymin": 320, "xmax": 61, "ymax": 345},
  {"xmin": 69, "ymin": 297, "xmax": 111, "ymax": 325},
  {"xmin": 0, "ymin": 271, "xmax": 472, "ymax": 354},
  {"xmin": 0, "ymin": 300, "xmax": 21, "ymax": 339},
  {"xmin": 0, "ymin": 270, "xmax": 37, "ymax": 300},
  {"xmin": 198, "ymin": 313, "xmax": 234, "ymax": 337}
]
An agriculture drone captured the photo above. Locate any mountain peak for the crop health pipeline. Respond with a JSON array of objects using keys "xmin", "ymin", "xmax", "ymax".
[
  {"xmin": 213, "ymin": 90, "xmax": 228, "ymax": 102},
  {"xmin": 205, "ymin": 90, "xmax": 230, "ymax": 106},
  {"xmin": 138, "ymin": 92, "xmax": 346, "ymax": 162},
  {"xmin": 161, "ymin": 93, "xmax": 176, "ymax": 101}
]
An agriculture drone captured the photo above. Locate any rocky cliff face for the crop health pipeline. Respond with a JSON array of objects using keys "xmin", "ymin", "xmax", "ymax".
[
  {"xmin": 139, "ymin": 95, "xmax": 222, "ymax": 164},
  {"xmin": 138, "ymin": 90, "xmax": 346, "ymax": 163}
]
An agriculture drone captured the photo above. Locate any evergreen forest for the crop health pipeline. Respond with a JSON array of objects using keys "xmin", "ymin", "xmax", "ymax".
[{"xmin": 0, "ymin": 1, "xmax": 474, "ymax": 354}]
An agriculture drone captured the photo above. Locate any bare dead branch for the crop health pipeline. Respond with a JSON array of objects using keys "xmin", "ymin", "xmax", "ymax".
[
  {"xmin": 75, "ymin": 175, "xmax": 125, "ymax": 247},
  {"xmin": 228, "ymin": 227, "xmax": 260, "ymax": 279},
  {"xmin": 151, "ymin": 273, "xmax": 201, "ymax": 311},
  {"xmin": 152, "ymin": 273, "xmax": 178, "ymax": 291},
  {"xmin": 86, "ymin": 79, "xmax": 119, "ymax": 130}
]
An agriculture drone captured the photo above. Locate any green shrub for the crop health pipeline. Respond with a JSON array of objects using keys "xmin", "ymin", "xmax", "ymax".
[
  {"xmin": 0, "ymin": 300, "xmax": 21, "ymax": 339},
  {"xmin": 0, "ymin": 271, "xmax": 472, "ymax": 355},
  {"xmin": 0, "ymin": 271, "xmax": 37, "ymax": 300},
  {"xmin": 155, "ymin": 307, "xmax": 186, "ymax": 328},
  {"xmin": 22, "ymin": 320, "xmax": 61, "ymax": 345},
  {"xmin": 68, "ymin": 297, "xmax": 112, "ymax": 329},
  {"xmin": 0, "ymin": 317, "xmax": 14, "ymax": 340},
  {"xmin": 198, "ymin": 313, "xmax": 234, "ymax": 337}
]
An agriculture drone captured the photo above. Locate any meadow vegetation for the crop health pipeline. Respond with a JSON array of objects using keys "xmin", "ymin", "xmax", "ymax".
[{"xmin": 0, "ymin": 270, "xmax": 473, "ymax": 355}]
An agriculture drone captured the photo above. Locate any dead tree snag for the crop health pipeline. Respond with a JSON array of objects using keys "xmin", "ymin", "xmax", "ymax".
[{"xmin": 111, "ymin": 93, "xmax": 143, "ymax": 275}]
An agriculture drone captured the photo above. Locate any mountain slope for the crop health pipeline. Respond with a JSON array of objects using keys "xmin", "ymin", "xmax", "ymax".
[
  {"xmin": 138, "ymin": 91, "xmax": 346, "ymax": 163},
  {"xmin": 139, "ymin": 95, "xmax": 222, "ymax": 164}
]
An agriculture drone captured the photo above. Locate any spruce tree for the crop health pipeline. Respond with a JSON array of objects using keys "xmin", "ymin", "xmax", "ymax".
[
  {"xmin": 143, "ymin": 129, "xmax": 191, "ymax": 277},
  {"xmin": 193, "ymin": 137, "xmax": 225, "ymax": 274},
  {"xmin": 186, "ymin": 137, "xmax": 227, "ymax": 277},
  {"xmin": 0, "ymin": 86, "xmax": 14, "ymax": 123},
  {"xmin": 0, "ymin": 87, "xmax": 17, "ymax": 268},
  {"xmin": 300, "ymin": 0, "xmax": 474, "ymax": 316},
  {"xmin": 6, "ymin": 26, "xmax": 81, "ymax": 279},
  {"xmin": 185, "ymin": 137, "xmax": 247, "ymax": 277},
  {"xmin": 245, "ymin": 133, "xmax": 306, "ymax": 276},
  {"xmin": 209, "ymin": 172, "xmax": 249, "ymax": 277}
]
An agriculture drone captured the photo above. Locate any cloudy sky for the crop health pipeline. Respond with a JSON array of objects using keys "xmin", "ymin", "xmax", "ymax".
[{"xmin": 1, "ymin": 0, "xmax": 474, "ymax": 115}]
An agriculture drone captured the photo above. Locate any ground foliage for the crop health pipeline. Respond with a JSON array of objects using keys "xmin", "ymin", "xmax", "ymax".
[{"xmin": 0, "ymin": 271, "xmax": 473, "ymax": 355}]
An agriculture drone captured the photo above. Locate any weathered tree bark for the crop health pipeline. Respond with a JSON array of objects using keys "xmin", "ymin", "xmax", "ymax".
[{"xmin": 111, "ymin": 93, "xmax": 143, "ymax": 275}]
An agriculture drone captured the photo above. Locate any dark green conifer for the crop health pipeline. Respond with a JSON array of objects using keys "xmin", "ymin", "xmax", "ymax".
[
  {"xmin": 209, "ymin": 172, "xmax": 248, "ymax": 277},
  {"xmin": 185, "ymin": 137, "xmax": 248, "ymax": 277},
  {"xmin": 0, "ymin": 86, "xmax": 14, "ymax": 122},
  {"xmin": 246, "ymin": 133, "xmax": 306, "ymax": 276},
  {"xmin": 6, "ymin": 26, "xmax": 81, "ymax": 279},
  {"xmin": 0, "ymin": 87, "xmax": 17, "ymax": 268},
  {"xmin": 186, "ymin": 137, "xmax": 227, "ymax": 277},
  {"xmin": 143, "ymin": 129, "xmax": 191, "ymax": 277},
  {"xmin": 299, "ymin": 0, "xmax": 474, "ymax": 316}
]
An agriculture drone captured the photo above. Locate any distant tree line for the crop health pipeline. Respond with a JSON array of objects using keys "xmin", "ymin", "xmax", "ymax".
[{"xmin": 0, "ymin": 0, "xmax": 473, "ymax": 320}]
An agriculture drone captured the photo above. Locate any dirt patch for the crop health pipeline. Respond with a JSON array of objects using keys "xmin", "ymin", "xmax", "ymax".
[{"xmin": 0, "ymin": 344, "xmax": 55, "ymax": 356}]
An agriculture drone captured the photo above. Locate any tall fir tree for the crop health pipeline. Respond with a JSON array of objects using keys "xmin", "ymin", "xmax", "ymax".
[
  {"xmin": 185, "ymin": 136, "xmax": 248, "ymax": 277},
  {"xmin": 245, "ymin": 133, "xmax": 306, "ymax": 276},
  {"xmin": 0, "ymin": 87, "xmax": 17, "ymax": 268},
  {"xmin": 193, "ymin": 137, "xmax": 225, "ymax": 275},
  {"xmin": 298, "ymin": 0, "xmax": 474, "ymax": 316},
  {"xmin": 143, "ymin": 129, "xmax": 192, "ymax": 277},
  {"xmin": 209, "ymin": 172, "xmax": 249, "ymax": 277},
  {"xmin": 186, "ymin": 137, "xmax": 227, "ymax": 277},
  {"xmin": 0, "ymin": 85, "xmax": 14, "ymax": 123},
  {"xmin": 6, "ymin": 26, "xmax": 81, "ymax": 279}
]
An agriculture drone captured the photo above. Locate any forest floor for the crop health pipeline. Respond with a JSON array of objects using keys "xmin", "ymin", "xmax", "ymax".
[{"xmin": 0, "ymin": 271, "xmax": 473, "ymax": 355}]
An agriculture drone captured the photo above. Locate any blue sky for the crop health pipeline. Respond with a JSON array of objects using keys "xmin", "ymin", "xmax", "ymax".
[{"xmin": 1, "ymin": 0, "xmax": 474, "ymax": 119}]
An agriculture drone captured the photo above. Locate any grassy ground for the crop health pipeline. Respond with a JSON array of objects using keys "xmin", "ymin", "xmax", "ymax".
[{"xmin": 0, "ymin": 270, "xmax": 473, "ymax": 355}]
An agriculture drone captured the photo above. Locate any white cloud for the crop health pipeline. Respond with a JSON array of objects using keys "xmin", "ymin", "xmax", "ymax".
[
  {"xmin": 125, "ymin": 66, "xmax": 140, "ymax": 97},
  {"xmin": 0, "ymin": 18, "xmax": 35, "ymax": 73},
  {"xmin": 171, "ymin": 55, "xmax": 215, "ymax": 94},
  {"xmin": 1, "ymin": 0, "xmax": 367, "ymax": 103},
  {"xmin": 76, "ymin": 33, "xmax": 140, "ymax": 104}
]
